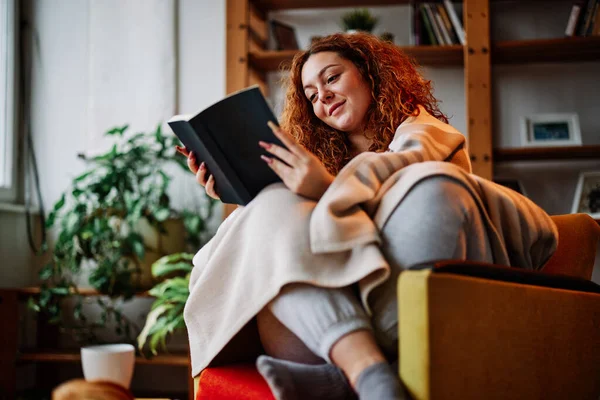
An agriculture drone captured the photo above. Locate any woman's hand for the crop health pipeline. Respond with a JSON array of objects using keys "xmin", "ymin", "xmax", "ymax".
[
  {"xmin": 175, "ymin": 145, "xmax": 220, "ymax": 200},
  {"xmin": 259, "ymin": 121, "xmax": 334, "ymax": 201}
]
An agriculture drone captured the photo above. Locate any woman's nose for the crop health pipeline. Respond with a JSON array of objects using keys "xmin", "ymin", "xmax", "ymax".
[{"xmin": 319, "ymin": 90, "xmax": 333, "ymax": 103}]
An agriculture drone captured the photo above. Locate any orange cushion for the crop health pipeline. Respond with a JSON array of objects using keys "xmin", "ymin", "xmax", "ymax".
[
  {"xmin": 543, "ymin": 214, "xmax": 600, "ymax": 280},
  {"xmin": 196, "ymin": 364, "xmax": 273, "ymax": 400}
]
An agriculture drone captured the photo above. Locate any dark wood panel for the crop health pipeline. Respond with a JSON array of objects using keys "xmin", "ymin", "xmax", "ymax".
[
  {"xmin": 493, "ymin": 37, "xmax": 600, "ymax": 64},
  {"xmin": 249, "ymin": 45, "xmax": 464, "ymax": 71},
  {"xmin": 494, "ymin": 145, "xmax": 600, "ymax": 162},
  {"xmin": 252, "ymin": 0, "xmax": 406, "ymax": 11}
]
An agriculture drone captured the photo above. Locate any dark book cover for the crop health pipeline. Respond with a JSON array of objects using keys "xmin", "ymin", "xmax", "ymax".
[{"xmin": 168, "ymin": 86, "xmax": 285, "ymax": 206}]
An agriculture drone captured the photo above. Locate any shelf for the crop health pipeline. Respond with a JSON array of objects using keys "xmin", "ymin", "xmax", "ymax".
[
  {"xmin": 249, "ymin": 45, "xmax": 464, "ymax": 71},
  {"xmin": 494, "ymin": 145, "xmax": 600, "ymax": 162},
  {"xmin": 16, "ymin": 287, "xmax": 152, "ymax": 298},
  {"xmin": 252, "ymin": 0, "xmax": 407, "ymax": 11},
  {"xmin": 17, "ymin": 350, "xmax": 189, "ymax": 366},
  {"xmin": 493, "ymin": 37, "xmax": 600, "ymax": 64}
]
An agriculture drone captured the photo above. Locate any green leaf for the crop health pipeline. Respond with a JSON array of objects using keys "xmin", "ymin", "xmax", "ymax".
[
  {"xmin": 38, "ymin": 264, "xmax": 54, "ymax": 280},
  {"xmin": 137, "ymin": 304, "xmax": 169, "ymax": 355},
  {"xmin": 74, "ymin": 171, "xmax": 94, "ymax": 183},
  {"xmin": 106, "ymin": 125, "xmax": 129, "ymax": 136},
  {"xmin": 153, "ymin": 208, "xmax": 170, "ymax": 222},
  {"xmin": 27, "ymin": 297, "xmax": 40, "ymax": 313},
  {"xmin": 151, "ymin": 260, "xmax": 193, "ymax": 278}
]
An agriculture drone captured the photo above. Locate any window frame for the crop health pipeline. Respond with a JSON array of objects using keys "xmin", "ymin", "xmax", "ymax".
[{"xmin": 0, "ymin": 0, "xmax": 19, "ymax": 203}]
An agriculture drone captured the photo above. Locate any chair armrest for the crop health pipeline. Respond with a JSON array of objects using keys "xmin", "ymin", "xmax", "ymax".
[{"xmin": 398, "ymin": 262, "xmax": 600, "ymax": 400}]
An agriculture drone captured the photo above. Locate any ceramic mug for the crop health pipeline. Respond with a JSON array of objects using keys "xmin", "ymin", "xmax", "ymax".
[{"xmin": 80, "ymin": 344, "xmax": 135, "ymax": 388}]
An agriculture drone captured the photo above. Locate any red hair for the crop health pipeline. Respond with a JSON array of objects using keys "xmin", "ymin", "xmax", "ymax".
[{"xmin": 280, "ymin": 32, "xmax": 447, "ymax": 174}]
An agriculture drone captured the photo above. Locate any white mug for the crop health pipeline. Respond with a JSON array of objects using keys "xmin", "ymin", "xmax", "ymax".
[{"xmin": 80, "ymin": 343, "xmax": 135, "ymax": 388}]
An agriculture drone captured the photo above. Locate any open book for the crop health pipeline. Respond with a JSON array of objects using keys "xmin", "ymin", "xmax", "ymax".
[{"xmin": 168, "ymin": 86, "xmax": 285, "ymax": 205}]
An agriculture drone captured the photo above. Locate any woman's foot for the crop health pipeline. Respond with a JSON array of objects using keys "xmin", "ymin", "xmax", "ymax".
[{"xmin": 256, "ymin": 355, "xmax": 356, "ymax": 400}]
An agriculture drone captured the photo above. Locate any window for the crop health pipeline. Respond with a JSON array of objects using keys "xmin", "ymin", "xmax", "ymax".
[{"xmin": 0, "ymin": 0, "xmax": 18, "ymax": 202}]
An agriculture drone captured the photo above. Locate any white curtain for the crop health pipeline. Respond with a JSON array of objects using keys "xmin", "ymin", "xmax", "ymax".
[{"xmin": 87, "ymin": 0, "xmax": 175, "ymax": 152}]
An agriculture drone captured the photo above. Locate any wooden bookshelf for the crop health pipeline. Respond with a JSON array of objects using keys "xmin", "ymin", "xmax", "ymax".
[
  {"xmin": 493, "ymin": 37, "xmax": 600, "ymax": 64},
  {"xmin": 17, "ymin": 349, "xmax": 189, "ymax": 366},
  {"xmin": 494, "ymin": 145, "xmax": 600, "ymax": 162},
  {"xmin": 249, "ymin": 45, "xmax": 464, "ymax": 71},
  {"xmin": 252, "ymin": 0, "xmax": 407, "ymax": 11}
]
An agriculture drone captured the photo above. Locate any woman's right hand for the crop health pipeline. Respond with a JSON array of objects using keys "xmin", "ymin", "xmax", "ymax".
[{"xmin": 176, "ymin": 145, "xmax": 220, "ymax": 200}]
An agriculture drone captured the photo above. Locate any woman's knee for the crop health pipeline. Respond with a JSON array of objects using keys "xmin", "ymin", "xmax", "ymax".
[{"xmin": 257, "ymin": 307, "xmax": 325, "ymax": 364}]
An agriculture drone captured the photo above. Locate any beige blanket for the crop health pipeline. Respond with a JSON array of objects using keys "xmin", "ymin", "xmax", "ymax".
[{"xmin": 184, "ymin": 109, "xmax": 558, "ymax": 376}]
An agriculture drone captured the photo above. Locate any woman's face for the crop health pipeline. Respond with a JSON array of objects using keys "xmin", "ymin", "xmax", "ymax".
[{"xmin": 301, "ymin": 51, "xmax": 372, "ymax": 135}]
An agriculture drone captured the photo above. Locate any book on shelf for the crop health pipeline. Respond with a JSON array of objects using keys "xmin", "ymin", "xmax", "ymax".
[
  {"xmin": 565, "ymin": 2, "xmax": 585, "ymax": 37},
  {"xmin": 414, "ymin": 2, "xmax": 464, "ymax": 46},
  {"xmin": 443, "ymin": 0, "xmax": 466, "ymax": 45},
  {"xmin": 437, "ymin": 4, "xmax": 459, "ymax": 45},
  {"xmin": 167, "ymin": 85, "xmax": 285, "ymax": 206},
  {"xmin": 575, "ymin": 0, "xmax": 600, "ymax": 36}
]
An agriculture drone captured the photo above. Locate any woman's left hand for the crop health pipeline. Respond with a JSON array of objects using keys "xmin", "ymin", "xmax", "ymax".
[{"xmin": 260, "ymin": 121, "xmax": 334, "ymax": 201}]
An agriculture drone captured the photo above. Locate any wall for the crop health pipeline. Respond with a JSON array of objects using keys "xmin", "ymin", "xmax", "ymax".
[{"xmin": 0, "ymin": 0, "xmax": 226, "ymax": 396}]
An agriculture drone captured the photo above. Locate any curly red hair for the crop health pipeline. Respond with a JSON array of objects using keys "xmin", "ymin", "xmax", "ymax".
[{"xmin": 280, "ymin": 32, "xmax": 447, "ymax": 174}]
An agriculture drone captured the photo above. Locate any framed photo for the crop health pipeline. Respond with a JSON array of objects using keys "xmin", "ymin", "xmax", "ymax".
[
  {"xmin": 270, "ymin": 20, "xmax": 299, "ymax": 51},
  {"xmin": 494, "ymin": 178, "xmax": 528, "ymax": 198},
  {"xmin": 571, "ymin": 171, "xmax": 600, "ymax": 218},
  {"xmin": 520, "ymin": 113, "xmax": 582, "ymax": 147}
]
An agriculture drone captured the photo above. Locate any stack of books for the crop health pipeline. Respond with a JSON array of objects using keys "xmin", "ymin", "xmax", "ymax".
[
  {"xmin": 565, "ymin": 0, "xmax": 600, "ymax": 37},
  {"xmin": 411, "ymin": 0, "xmax": 465, "ymax": 46}
]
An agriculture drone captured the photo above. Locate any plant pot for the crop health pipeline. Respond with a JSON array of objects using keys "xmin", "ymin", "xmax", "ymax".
[
  {"xmin": 136, "ymin": 217, "xmax": 187, "ymax": 289},
  {"xmin": 71, "ymin": 218, "xmax": 186, "ymax": 291}
]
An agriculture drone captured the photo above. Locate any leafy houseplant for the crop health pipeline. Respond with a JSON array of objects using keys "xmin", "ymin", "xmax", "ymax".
[
  {"xmin": 340, "ymin": 9, "xmax": 379, "ymax": 33},
  {"xmin": 30, "ymin": 124, "xmax": 217, "ymax": 344},
  {"xmin": 137, "ymin": 253, "xmax": 194, "ymax": 355}
]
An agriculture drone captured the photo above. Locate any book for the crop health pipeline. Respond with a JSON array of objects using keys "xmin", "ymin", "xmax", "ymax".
[
  {"xmin": 168, "ymin": 85, "xmax": 285, "ymax": 206},
  {"xmin": 565, "ymin": 2, "xmax": 584, "ymax": 37},
  {"xmin": 420, "ymin": 4, "xmax": 438, "ymax": 45},
  {"xmin": 424, "ymin": 4, "xmax": 445, "ymax": 45},
  {"xmin": 437, "ymin": 4, "xmax": 459, "ymax": 44},
  {"xmin": 443, "ymin": 0, "xmax": 466, "ymax": 45}
]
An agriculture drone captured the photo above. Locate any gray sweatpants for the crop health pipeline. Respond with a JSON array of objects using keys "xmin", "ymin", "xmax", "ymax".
[{"xmin": 267, "ymin": 176, "xmax": 494, "ymax": 362}]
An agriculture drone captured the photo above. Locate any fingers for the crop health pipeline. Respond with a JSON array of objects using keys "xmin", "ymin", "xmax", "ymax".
[
  {"xmin": 259, "ymin": 141, "xmax": 297, "ymax": 167},
  {"xmin": 267, "ymin": 121, "xmax": 305, "ymax": 158},
  {"xmin": 195, "ymin": 162, "xmax": 208, "ymax": 186},
  {"xmin": 187, "ymin": 152, "xmax": 200, "ymax": 174},
  {"xmin": 205, "ymin": 174, "xmax": 220, "ymax": 200},
  {"xmin": 261, "ymin": 154, "xmax": 293, "ymax": 180},
  {"xmin": 175, "ymin": 145, "xmax": 190, "ymax": 157}
]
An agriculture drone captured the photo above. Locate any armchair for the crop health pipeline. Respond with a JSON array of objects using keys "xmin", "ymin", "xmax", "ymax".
[{"xmin": 193, "ymin": 214, "xmax": 600, "ymax": 400}]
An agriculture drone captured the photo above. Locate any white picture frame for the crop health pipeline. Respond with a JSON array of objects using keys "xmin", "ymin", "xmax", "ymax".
[
  {"xmin": 571, "ymin": 171, "xmax": 600, "ymax": 218},
  {"xmin": 520, "ymin": 113, "xmax": 582, "ymax": 147}
]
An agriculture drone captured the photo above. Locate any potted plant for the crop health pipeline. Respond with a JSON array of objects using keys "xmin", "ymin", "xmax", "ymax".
[
  {"xmin": 29, "ymin": 124, "xmax": 217, "ymax": 344},
  {"xmin": 340, "ymin": 9, "xmax": 379, "ymax": 34},
  {"xmin": 137, "ymin": 252, "xmax": 195, "ymax": 355}
]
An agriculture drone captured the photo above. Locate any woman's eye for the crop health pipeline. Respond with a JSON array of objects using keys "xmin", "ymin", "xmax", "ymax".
[
  {"xmin": 309, "ymin": 93, "xmax": 317, "ymax": 102},
  {"xmin": 327, "ymin": 74, "xmax": 339, "ymax": 83}
]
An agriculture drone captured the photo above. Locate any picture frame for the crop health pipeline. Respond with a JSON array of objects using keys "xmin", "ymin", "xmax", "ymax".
[
  {"xmin": 494, "ymin": 178, "xmax": 528, "ymax": 198},
  {"xmin": 270, "ymin": 20, "xmax": 300, "ymax": 51},
  {"xmin": 571, "ymin": 171, "xmax": 600, "ymax": 218},
  {"xmin": 520, "ymin": 113, "xmax": 582, "ymax": 147}
]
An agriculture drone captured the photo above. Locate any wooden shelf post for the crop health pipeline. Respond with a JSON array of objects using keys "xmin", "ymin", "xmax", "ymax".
[{"xmin": 464, "ymin": 0, "xmax": 492, "ymax": 180}]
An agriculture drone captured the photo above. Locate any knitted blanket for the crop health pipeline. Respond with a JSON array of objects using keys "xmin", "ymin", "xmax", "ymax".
[{"xmin": 184, "ymin": 109, "xmax": 558, "ymax": 377}]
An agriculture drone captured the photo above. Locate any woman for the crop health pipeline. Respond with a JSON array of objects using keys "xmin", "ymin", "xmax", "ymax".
[{"xmin": 180, "ymin": 33, "xmax": 557, "ymax": 400}]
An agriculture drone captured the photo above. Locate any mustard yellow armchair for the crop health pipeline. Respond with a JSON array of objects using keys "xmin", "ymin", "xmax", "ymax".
[{"xmin": 194, "ymin": 214, "xmax": 600, "ymax": 400}]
